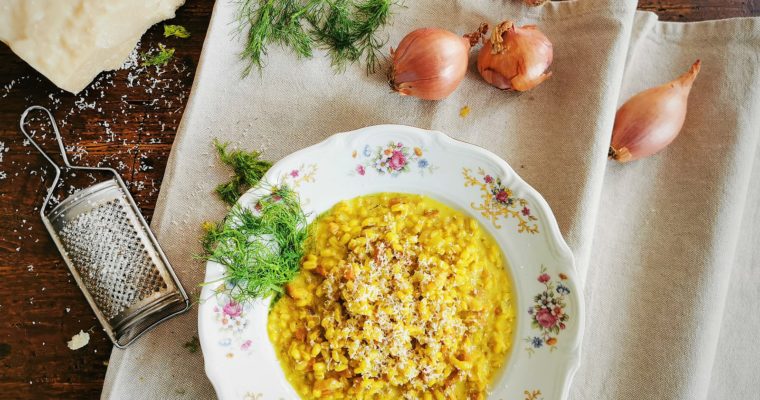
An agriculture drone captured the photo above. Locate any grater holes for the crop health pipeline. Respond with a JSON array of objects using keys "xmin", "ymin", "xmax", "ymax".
[{"xmin": 57, "ymin": 198, "xmax": 168, "ymax": 320}]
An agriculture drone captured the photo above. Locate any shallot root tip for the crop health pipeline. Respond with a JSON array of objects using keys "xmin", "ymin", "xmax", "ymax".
[
  {"xmin": 387, "ymin": 63, "xmax": 397, "ymax": 91},
  {"xmin": 464, "ymin": 23, "xmax": 489, "ymax": 47},
  {"xmin": 609, "ymin": 146, "xmax": 632, "ymax": 163}
]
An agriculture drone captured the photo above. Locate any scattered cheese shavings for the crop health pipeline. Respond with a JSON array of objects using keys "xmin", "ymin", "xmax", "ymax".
[
  {"xmin": 0, "ymin": 141, "xmax": 7, "ymax": 180},
  {"xmin": 119, "ymin": 45, "xmax": 141, "ymax": 70},
  {"xmin": 459, "ymin": 105, "xmax": 471, "ymax": 118},
  {"xmin": 67, "ymin": 330, "xmax": 90, "ymax": 350},
  {"xmin": 0, "ymin": 141, "xmax": 8, "ymax": 161}
]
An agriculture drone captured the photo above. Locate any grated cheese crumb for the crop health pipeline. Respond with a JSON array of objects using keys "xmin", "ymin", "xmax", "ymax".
[{"xmin": 67, "ymin": 330, "xmax": 90, "ymax": 350}]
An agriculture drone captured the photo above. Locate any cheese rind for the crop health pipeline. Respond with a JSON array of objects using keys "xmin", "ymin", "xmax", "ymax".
[{"xmin": 0, "ymin": 0, "xmax": 185, "ymax": 93}]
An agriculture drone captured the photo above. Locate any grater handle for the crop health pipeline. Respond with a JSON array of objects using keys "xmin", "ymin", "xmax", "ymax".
[
  {"xmin": 20, "ymin": 106, "xmax": 123, "ymax": 216},
  {"xmin": 19, "ymin": 106, "xmax": 64, "ymax": 218},
  {"xmin": 19, "ymin": 106, "xmax": 78, "ymax": 168}
]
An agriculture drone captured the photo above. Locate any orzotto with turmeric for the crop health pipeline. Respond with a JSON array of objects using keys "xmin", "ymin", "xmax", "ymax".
[{"xmin": 268, "ymin": 193, "xmax": 515, "ymax": 400}]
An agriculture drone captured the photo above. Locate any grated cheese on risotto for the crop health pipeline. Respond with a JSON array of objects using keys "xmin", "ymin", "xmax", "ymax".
[{"xmin": 267, "ymin": 193, "xmax": 515, "ymax": 400}]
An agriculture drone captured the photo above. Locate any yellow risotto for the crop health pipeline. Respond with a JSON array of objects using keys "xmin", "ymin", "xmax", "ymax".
[{"xmin": 267, "ymin": 193, "xmax": 515, "ymax": 400}]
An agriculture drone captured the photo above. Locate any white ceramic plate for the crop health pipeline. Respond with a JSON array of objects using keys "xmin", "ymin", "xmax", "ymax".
[{"xmin": 199, "ymin": 125, "xmax": 583, "ymax": 400}]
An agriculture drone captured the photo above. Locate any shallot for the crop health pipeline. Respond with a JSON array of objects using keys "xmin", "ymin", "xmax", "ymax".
[
  {"xmin": 609, "ymin": 60, "xmax": 701, "ymax": 163},
  {"xmin": 477, "ymin": 21, "xmax": 553, "ymax": 92},
  {"xmin": 389, "ymin": 25, "xmax": 487, "ymax": 100}
]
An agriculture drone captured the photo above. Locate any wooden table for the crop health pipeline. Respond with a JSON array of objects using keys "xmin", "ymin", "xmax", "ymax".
[{"xmin": 0, "ymin": 1, "xmax": 757, "ymax": 398}]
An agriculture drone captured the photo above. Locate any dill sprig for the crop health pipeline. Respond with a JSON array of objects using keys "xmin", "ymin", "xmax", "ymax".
[
  {"xmin": 164, "ymin": 24, "xmax": 191, "ymax": 38},
  {"xmin": 236, "ymin": 0, "xmax": 400, "ymax": 75},
  {"xmin": 202, "ymin": 187, "xmax": 308, "ymax": 303},
  {"xmin": 141, "ymin": 44, "xmax": 175, "ymax": 67},
  {"xmin": 310, "ymin": 0, "xmax": 394, "ymax": 73},
  {"xmin": 213, "ymin": 139, "xmax": 272, "ymax": 205},
  {"xmin": 237, "ymin": 0, "xmax": 319, "ymax": 75}
]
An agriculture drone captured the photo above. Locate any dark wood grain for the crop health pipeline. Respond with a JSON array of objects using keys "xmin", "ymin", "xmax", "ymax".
[
  {"xmin": 638, "ymin": 0, "xmax": 758, "ymax": 21},
  {"xmin": 0, "ymin": 1, "xmax": 213, "ymax": 399},
  {"xmin": 0, "ymin": 1, "xmax": 757, "ymax": 399}
]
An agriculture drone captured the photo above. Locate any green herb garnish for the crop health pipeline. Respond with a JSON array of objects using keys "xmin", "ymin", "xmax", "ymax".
[
  {"xmin": 203, "ymin": 140, "xmax": 308, "ymax": 305},
  {"xmin": 164, "ymin": 24, "xmax": 191, "ymax": 38},
  {"xmin": 183, "ymin": 336, "xmax": 200, "ymax": 353},
  {"xmin": 310, "ymin": 0, "xmax": 395, "ymax": 72},
  {"xmin": 237, "ymin": 0, "xmax": 316, "ymax": 74},
  {"xmin": 214, "ymin": 140, "xmax": 272, "ymax": 205},
  {"xmin": 236, "ymin": 0, "xmax": 400, "ymax": 75},
  {"xmin": 141, "ymin": 44, "xmax": 175, "ymax": 67},
  {"xmin": 202, "ymin": 187, "xmax": 308, "ymax": 304}
]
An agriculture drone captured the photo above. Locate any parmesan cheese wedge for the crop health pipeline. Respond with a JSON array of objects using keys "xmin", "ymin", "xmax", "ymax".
[{"xmin": 0, "ymin": 0, "xmax": 185, "ymax": 94}]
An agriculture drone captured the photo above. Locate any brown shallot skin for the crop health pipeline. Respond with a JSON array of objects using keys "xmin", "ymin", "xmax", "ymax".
[
  {"xmin": 390, "ymin": 26, "xmax": 486, "ymax": 101},
  {"xmin": 610, "ymin": 60, "xmax": 701, "ymax": 163},
  {"xmin": 477, "ymin": 21, "xmax": 553, "ymax": 92}
]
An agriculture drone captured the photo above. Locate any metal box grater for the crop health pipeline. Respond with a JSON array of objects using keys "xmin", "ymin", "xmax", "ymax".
[{"xmin": 20, "ymin": 106, "xmax": 190, "ymax": 348}]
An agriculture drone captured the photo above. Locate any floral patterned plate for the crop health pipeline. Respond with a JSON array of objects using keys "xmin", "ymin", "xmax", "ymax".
[{"xmin": 199, "ymin": 125, "xmax": 584, "ymax": 400}]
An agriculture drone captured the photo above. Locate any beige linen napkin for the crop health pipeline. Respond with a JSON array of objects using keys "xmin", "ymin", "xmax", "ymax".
[
  {"xmin": 102, "ymin": 0, "xmax": 760, "ymax": 398},
  {"xmin": 573, "ymin": 13, "xmax": 760, "ymax": 400}
]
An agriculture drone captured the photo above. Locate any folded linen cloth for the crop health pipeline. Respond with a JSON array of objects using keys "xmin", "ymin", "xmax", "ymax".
[
  {"xmin": 102, "ymin": 0, "xmax": 760, "ymax": 398},
  {"xmin": 575, "ymin": 12, "xmax": 760, "ymax": 400}
]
